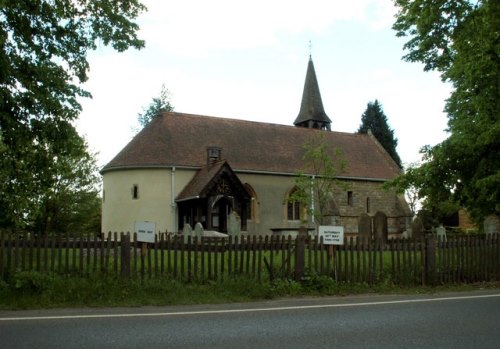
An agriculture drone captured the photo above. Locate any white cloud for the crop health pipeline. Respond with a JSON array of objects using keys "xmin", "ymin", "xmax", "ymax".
[
  {"xmin": 76, "ymin": 0, "xmax": 450, "ymax": 169},
  {"xmin": 139, "ymin": 0, "xmax": 397, "ymax": 56}
]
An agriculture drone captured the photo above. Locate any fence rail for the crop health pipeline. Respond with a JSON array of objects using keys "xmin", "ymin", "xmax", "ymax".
[{"xmin": 1, "ymin": 232, "xmax": 499, "ymax": 286}]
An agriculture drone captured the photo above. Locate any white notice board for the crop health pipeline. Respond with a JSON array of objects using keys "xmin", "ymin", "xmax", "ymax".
[
  {"xmin": 318, "ymin": 226, "xmax": 344, "ymax": 245},
  {"xmin": 134, "ymin": 221, "xmax": 156, "ymax": 243}
]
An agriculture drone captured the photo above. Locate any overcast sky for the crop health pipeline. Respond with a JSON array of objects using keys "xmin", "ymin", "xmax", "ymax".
[{"xmin": 76, "ymin": 0, "xmax": 452, "ymax": 169}]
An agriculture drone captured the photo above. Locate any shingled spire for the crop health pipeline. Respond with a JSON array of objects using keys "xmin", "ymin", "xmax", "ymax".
[{"xmin": 294, "ymin": 56, "xmax": 331, "ymax": 131}]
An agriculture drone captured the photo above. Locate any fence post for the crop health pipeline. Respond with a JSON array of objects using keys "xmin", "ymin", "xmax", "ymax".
[
  {"xmin": 294, "ymin": 227, "xmax": 307, "ymax": 281},
  {"xmin": 425, "ymin": 233, "xmax": 436, "ymax": 286},
  {"xmin": 120, "ymin": 233, "xmax": 131, "ymax": 277}
]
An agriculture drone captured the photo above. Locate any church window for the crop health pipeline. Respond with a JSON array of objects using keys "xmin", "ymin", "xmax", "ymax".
[
  {"xmin": 347, "ymin": 191, "xmax": 353, "ymax": 206},
  {"xmin": 132, "ymin": 184, "xmax": 139, "ymax": 200},
  {"xmin": 366, "ymin": 197, "xmax": 370, "ymax": 213},
  {"xmin": 287, "ymin": 201, "xmax": 301, "ymax": 220},
  {"xmin": 286, "ymin": 187, "xmax": 303, "ymax": 221},
  {"xmin": 244, "ymin": 183, "xmax": 259, "ymax": 222}
]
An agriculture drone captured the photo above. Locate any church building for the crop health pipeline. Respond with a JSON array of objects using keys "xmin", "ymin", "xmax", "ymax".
[{"xmin": 101, "ymin": 57, "xmax": 411, "ymax": 237}]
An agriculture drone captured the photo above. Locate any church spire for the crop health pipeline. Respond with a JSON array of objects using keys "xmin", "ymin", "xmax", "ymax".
[{"xmin": 294, "ymin": 56, "xmax": 331, "ymax": 131}]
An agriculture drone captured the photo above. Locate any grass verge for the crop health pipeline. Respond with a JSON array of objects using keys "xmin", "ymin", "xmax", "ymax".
[{"xmin": 0, "ymin": 271, "xmax": 498, "ymax": 310}]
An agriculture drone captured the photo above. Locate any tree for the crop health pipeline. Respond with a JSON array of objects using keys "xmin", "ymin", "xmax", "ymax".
[
  {"xmin": 30, "ymin": 128, "xmax": 102, "ymax": 236},
  {"xmin": 357, "ymin": 100, "xmax": 402, "ymax": 168},
  {"xmin": 137, "ymin": 84, "xmax": 174, "ymax": 129},
  {"xmin": 392, "ymin": 0, "xmax": 499, "ymax": 225},
  {"xmin": 290, "ymin": 134, "xmax": 347, "ymax": 227},
  {"xmin": 387, "ymin": 156, "xmax": 460, "ymax": 223},
  {"xmin": 0, "ymin": 1, "xmax": 145, "ymax": 232}
]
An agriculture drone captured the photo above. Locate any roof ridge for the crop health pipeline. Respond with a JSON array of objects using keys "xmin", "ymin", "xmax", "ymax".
[
  {"xmin": 103, "ymin": 111, "xmax": 402, "ymax": 180},
  {"xmin": 161, "ymin": 111, "xmax": 358, "ymax": 137}
]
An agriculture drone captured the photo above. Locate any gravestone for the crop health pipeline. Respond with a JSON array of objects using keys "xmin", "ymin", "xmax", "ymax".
[
  {"xmin": 182, "ymin": 223, "xmax": 193, "ymax": 244},
  {"xmin": 411, "ymin": 217, "xmax": 424, "ymax": 239},
  {"xmin": 435, "ymin": 224, "xmax": 447, "ymax": 242},
  {"xmin": 373, "ymin": 211, "xmax": 388, "ymax": 243},
  {"xmin": 227, "ymin": 212, "xmax": 241, "ymax": 238},
  {"xmin": 322, "ymin": 214, "xmax": 335, "ymax": 226},
  {"xmin": 194, "ymin": 222, "xmax": 204, "ymax": 240},
  {"xmin": 323, "ymin": 198, "xmax": 340, "ymax": 225},
  {"xmin": 401, "ymin": 228, "xmax": 413, "ymax": 239},
  {"xmin": 484, "ymin": 215, "xmax": 499, "ymax": 235},
  {"xmin": 358, "ymin": 213, "xmax": 372, "ymax": 239}
]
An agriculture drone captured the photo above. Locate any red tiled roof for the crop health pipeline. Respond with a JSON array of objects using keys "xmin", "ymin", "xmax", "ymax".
[
  {"xmin": 102, "ymin": 112, "xmax": 401, "ymax": 180},
  {"xmin": 176, "ymin": 160, "xmax": 225, "ymax": 200},
  {"xmin": 177, "ymin": 159, "xmax": 251, "ymax": 201}
]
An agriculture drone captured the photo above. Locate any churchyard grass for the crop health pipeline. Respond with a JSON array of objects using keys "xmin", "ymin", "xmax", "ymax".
[{"xmin": 1, "ymin": 232, "xmax": 499, "ymax": 310}]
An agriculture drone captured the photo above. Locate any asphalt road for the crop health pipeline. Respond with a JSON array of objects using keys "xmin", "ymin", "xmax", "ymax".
[{"xmin": 1, "ymin": 290, "xmax": 499, "ymax": 349}]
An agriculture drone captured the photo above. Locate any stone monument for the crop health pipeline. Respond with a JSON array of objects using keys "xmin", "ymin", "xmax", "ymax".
[
  {"xmin": 373, "ymin": 211, "xmax": 388, "ymax": 243},
  {"xmin": 227, "ymin": 211, "xmax": 241, "ymax": 238},
  {"xmin": 194, "ymin": 222, "xmax": 204, "ymax": 240},
  {"xmin": 182, "ymin": 223, "xmax": 193, "ymax": 244},
  {"xmin": 411, "ymin": 216, "xmax": 424, "ymax": 239},
  {"xmin": 434, "ymin": 224, "xmax": 446, "ymax": 242},
  {"xmin": 358, "ymin": 213, "xmax": 372, "ymax": 240}
]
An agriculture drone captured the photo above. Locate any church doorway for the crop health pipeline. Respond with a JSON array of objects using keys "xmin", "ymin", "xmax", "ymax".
[
  {"xmin": 211, "ymin": 196, "xmax": 233, "ymax": 233},
  {"xmin": 175, "ymin": 160, "xmax": 250, "ymax": 233}
]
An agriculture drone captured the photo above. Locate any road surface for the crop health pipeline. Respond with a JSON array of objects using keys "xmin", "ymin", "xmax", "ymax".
[{"xmin": 1, "ymin": 290, "xmax": 499, "ymax": 348}]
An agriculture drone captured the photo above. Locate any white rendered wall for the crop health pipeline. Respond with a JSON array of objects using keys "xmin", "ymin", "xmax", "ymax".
[{"xmin": 101, "ymin": 168, "xmax": 194, "ymax": 234}]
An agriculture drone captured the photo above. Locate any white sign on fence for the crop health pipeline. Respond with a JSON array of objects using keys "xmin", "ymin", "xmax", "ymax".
[
  {"xmin": 134, "ymin": 221, "xmax": 156, "ymax": 243},
  {"xmin": 318, "ymin": 225, "xmax": 344, "ymax": 245}
]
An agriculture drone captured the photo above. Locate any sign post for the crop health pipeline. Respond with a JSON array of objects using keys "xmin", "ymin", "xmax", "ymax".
[
  {"xmin": 318, "ymin": 226, "xmax": 344, "ymax": 245},
  {"xmin": 318, "ymin": 226, "xmax": 344, "ymax": 280},
  {"xmin": 134, "ymin": 221, "xmax": 156, "ymax": 257}
]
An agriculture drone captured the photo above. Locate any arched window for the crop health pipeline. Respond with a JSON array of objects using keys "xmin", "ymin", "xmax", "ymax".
[
  {"xmin": 286, "ymin": 187, "xmax": 304, "ymax": 221},
  {"xmin": 244, "ymin": 183, "xmax": 259, "ymax": 222}
]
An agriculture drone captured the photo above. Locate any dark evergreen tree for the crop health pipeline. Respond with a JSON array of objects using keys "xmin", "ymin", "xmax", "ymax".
[
  {"xmin": 358, "ymin": 100, "xmax": 402, "ymax": 168},
  {"xmin": 137, "ymin": 84, "xmax": 174, "ymax": 130}
]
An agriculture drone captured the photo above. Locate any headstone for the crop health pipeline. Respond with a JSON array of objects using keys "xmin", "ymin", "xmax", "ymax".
[
  {"xmin": 227, "ymin": 211, "xmax": 241, "ymax": 238},
  {"xmin": 435, "ymin": 224, "xmax": 447, "ymax": 242},
  {"xmin": 182, "ymin": 223, "xmax": 193, "ymax": 244},
  {"xmin": 411, "ymin": 217, "xmax": 424, "ymax": 239},
  {"xmin": 194, "ymin": 222, "xmax": 204, "ymax": 239},
  {"xmin": 373, "ymin": 211, "xmax": 388, "ymax": 243},
  {"xmin": 401, "ymin": 227, "xmax": 413, "ymax": 239},
  {"xmin": 484, "ymin": 215, "xmax": 499, "ymax": 235},
  {"xmin": 358, "ymin": 213, "xmax": 372, "ymax": 239},
  {"xmin": 298, "ymin": 226, "xmax": 308, "ymax": 239}
]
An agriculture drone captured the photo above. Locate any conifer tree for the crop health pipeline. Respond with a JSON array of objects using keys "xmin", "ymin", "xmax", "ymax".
[
  {"xmin": 137, "ymin": 84, "xmax": 174, "ymax": 130},
  {"xmin": 358, "ymin": 100, "xmax": 402, "ymax": 168}
]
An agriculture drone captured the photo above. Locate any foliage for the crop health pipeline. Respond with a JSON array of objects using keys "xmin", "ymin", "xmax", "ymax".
[
  {"xmin": 290, "ymin": 134, "xmax": 347, "ymax": 226},
  {"xmin": 392, "ymin": 0, "xmax": 500, "ymax": 224},
  {"xmin": 0, "ymin": 273, "xmax": 278, "ymax": 309},
  {"xmin": 29, "ymin": 132, "xmax": 102, "ymax": 235},
  {"xmin": 137, "ymin": 84, "xmax": 174, "ymax": 129},
  {"xmin": 357, "ymin": 100, "xmax": 402, "ymax": 168},
  {"xmin": 12, "ymin": 270, "xmax": 56, "ymax": 295},
  {"xmin": 0, "ymin": 0, "xmax": 145, "ymax": 232},
  {"xmin": 2, "ymin": 269, "xmax": 495, "ymax": 310},
  {"xmin": 387, "ymin": 157, "xmax": 460, "ymax": 221}
]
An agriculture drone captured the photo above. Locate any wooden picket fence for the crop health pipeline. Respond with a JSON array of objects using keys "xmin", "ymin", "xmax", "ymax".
[{"xmin": 0, "ymin": 231, "xmax": 499, "ymax": 286}]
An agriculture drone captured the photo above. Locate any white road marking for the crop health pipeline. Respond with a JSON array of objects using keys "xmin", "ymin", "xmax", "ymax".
[{"xmin": 1, "ymin": 293, "xmax": 499, "ymax": 322}]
